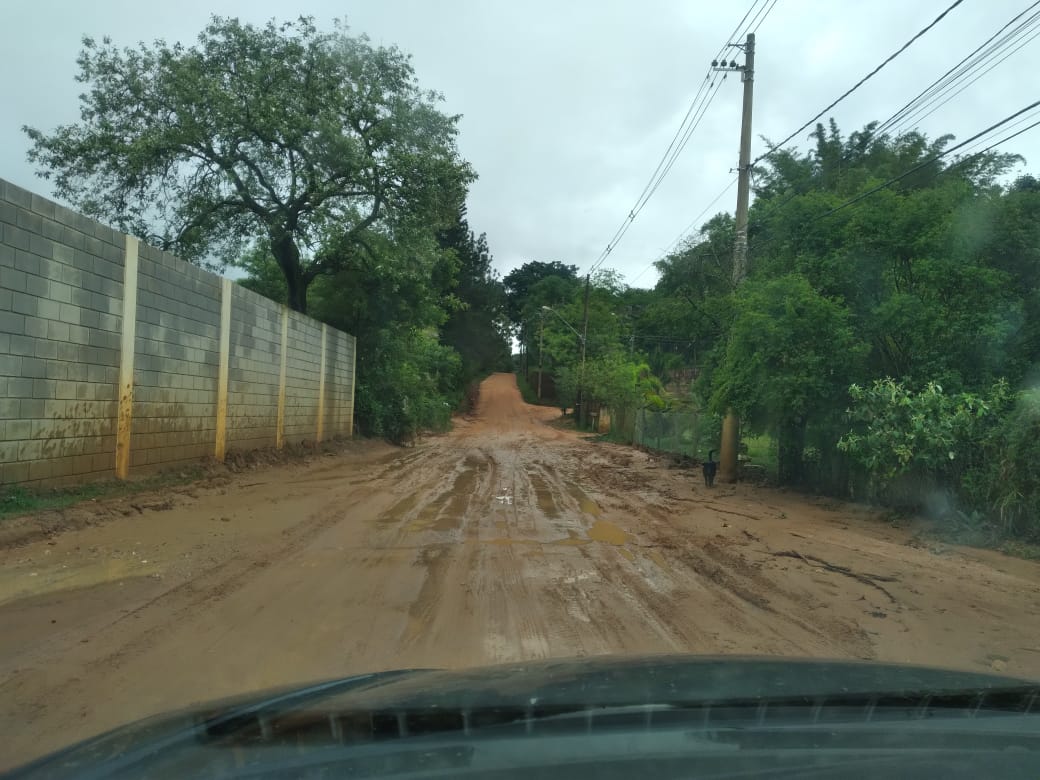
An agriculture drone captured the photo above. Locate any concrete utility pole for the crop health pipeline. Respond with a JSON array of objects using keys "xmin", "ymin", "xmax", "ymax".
[
  {"xmin": 714, "ymin": 32, "xmax": 756, "ymax": 484},
  {"xmin": 537, "ymin": 311, "xmax": 544, "ymax": 400},
  {"xmin": 578, "ymin": 274, "xmax": 591, "ymax": 428}
]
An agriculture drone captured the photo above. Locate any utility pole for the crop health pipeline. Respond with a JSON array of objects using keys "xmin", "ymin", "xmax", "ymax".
[
  {"xmin": 713, "ymin": 32, "xmax": 755, "ymax": 484},
  {"xmin": 578, "ymin": 274, "xmax": 591, "ymax": 428},
  {"xmin": 537, "ymin": 312, "xmax": 544, "ymax": 400}
]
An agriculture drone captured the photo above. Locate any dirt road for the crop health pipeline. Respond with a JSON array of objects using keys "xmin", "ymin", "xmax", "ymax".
[{"xmin": 3, "ymin": 372, "xmax": 1040, "ymax": 768}]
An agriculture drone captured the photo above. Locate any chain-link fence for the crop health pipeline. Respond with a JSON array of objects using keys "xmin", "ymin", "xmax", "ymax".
[{"xmin": 608, "ymin": 407, "xmax": 712, "ymax": 459}]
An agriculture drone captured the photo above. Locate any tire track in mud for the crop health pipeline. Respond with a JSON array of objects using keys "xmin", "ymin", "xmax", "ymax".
[
  {"xmin": 496, "ymin": 452, "xmax": 694, "ymax": 655},
  {"xmin": 612, "ymin": 497, "xmax": 877, "ymax": 658},
  {"xmin": 553, "ymin": 446, "xmax": 877, "ymax": 659},
  {"xmin": 475, "ymin": 444, "xmax": 560, "ymax": 661}
]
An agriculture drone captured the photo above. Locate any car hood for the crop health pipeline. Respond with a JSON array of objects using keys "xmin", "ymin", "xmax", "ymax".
[{"xmin": 9, "ymin": 654, "xmax": 1039, "ymax": 778}]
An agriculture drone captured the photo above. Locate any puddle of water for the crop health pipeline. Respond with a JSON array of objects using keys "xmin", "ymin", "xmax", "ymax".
[
  {"xmin": 377, "ymin": 493, "xmax": 421, "ymax": 525},
  {"xmin": 648, "ymin": 549, "xmax": 671, "ymax": 571},
  {"xmin": 0, "ymin": 557, "xmax": 157, "ymax": 606},
  {"xmin": 482, "ymin": 536, "xmax": 590, "ymax": 548},
  {"xmin": 399, "ymin": 464, "xmax": 482, "ymax": 533},
  {"xmin": 618, "ymin": 547, "xmax": 636, "ymax": 562},
  {"xmin": 567, "ymin": 484, "xmax": 601, "ymax": 516},
  {"xmin": 551, "ymin": 537, "xmax": 590, "ymax": 547},
  {"xmin": 439, "ymin": 466, "xmax": 480, "ymax": 530},
  {"xmin": 529, "ymin": 472, "xmax": 560, "ymax": 518},
  {"xmin": 586, "ymin": 519, "xmax": 630, "ymax": 546},
  {"xmin": 580, "ymin": 498, "xmax": 601, "ymax": 516}
]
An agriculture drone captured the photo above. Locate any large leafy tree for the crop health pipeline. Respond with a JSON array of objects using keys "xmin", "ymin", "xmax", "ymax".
[
  {"xmin": 437, "ymin": 208, "xmax": 512, "ymax": 380},
  {"xmin": 24, "ymin": 16, "xmax": 473, "ymax": 312},
  {"xmin": 503, "ymin": 260, "xmax": 579, "ymax": 325},
  {"xmin": 708, "ymin": 274, "xmax": 867, "ymax": 484}
]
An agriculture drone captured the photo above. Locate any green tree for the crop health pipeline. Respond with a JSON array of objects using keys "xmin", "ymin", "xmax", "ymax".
[
  {"xmin": 709, "ymin": 274, "xmax": 867, "ymax": 485},
  {"xmin": 503, "ymin": 261, "xmax": 579, "ymax": 325},
  {"xmin": 25, "ymin": 16, "xmax": 473, "ymax": 313},
  {"xmin": 437, "ymin": 208, "xmax": 512, "ymax": 380}
]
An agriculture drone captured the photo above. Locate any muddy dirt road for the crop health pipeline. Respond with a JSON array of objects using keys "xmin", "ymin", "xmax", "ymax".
[{"xmin": 3, "ymin": 372, "xmax": 1040, "ymax": 768}]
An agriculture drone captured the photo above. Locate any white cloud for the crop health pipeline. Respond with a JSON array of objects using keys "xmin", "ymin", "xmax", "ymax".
[{"xmin": 3, "ymin": 0, "xmax": 1037, "ymax": 290}]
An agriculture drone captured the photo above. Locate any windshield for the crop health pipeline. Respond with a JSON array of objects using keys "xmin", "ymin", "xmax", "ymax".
[{"xmin": 2, "ymin": 0, "xmax": 1040, "ymax": 775}]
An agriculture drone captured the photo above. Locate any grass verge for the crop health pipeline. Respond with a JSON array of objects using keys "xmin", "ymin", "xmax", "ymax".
[
  {"xmin": 515, "ymin": 372, "xmax": 558, "ymax": 407},
  {"xmin": 743, "ymin": 433, "xmax": 778, "ymax": 480},
  {"xmin": 0, "ymin": 466, "xmax": 206, "ymax": 523}
]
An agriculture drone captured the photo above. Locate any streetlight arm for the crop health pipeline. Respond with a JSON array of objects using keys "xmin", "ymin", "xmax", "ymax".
[{"xmin": 541, "ymin": 306, "xmax": 585, "ymax": 342}]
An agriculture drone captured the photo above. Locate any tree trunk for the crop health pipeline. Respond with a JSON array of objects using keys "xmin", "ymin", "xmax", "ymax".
[
  {"xmin": 778, "ymin": 417, "xmax": 807, "ymax": 487},
  {"xmin": 270, "ymin": 232, "xmax": 309, "ymax": 314}
]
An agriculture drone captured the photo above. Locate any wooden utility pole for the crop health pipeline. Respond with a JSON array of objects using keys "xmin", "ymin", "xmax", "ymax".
[{"xmin": 715, "ymin": 32, "xmax": 755, "ymax": 484}]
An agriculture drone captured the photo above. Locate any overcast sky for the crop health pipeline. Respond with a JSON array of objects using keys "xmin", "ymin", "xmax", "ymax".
[{"xmin": 3, "ymin": 0, "xmax": 1038, "ymax": 287}]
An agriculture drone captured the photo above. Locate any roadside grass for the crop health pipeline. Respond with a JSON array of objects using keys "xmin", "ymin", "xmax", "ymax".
[
  {"xmin": 0, "ymin": 467, "xmax": 205, "ymax": 522},
  {"xmin": 515, "ymin": 372, "xmax": 558, "ymax": 408},
  {"xmin": 871, "ymin": 502, "xmax": 1040, "ymax": 562},
  {"xmin": 997, "ymin": 539, "xmax": 1040, "ymax": 560},
  {"xmin": 743, "ymin": 433, "xmax": 778, "ymax": 480}
]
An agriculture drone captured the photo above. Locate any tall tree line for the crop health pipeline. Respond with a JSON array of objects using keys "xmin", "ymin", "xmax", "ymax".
[{"xmin": 507, "ymin": 122, "xmax": 1040, "ymax": 541}]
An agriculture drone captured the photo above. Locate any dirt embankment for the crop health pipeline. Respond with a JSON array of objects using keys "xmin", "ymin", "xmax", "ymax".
[{"xmin": 2, "ymin": 372, "xmax": 1039, "ymax": 769}]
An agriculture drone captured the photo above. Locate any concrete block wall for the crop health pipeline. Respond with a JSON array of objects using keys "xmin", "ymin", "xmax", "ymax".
[
  {"xmin": 226, "ymin": 285, "xmax": 282, "ymax": 451},
  {"xmin": 0, "ymin": 181, "xmax": 124, "ymax": 484},
  {"xmin": 324, "ymin": 328, "xmax": 355, "ymax": 439},
  {"xmin": 282, "ymin": 312, "xmax": 323, "ymax": 443},
  {"xmin": 130, "ymin": 243, "xmax": 222, "ymax": 470},
  {"xmin": 0, "ymin": 178, "xmax": 357, "ymax": 486}
]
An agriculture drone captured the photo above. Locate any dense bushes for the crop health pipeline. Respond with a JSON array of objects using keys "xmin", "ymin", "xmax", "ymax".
[
  {"xmin": 353, "ymin": 329, "xmax": 463, "ymax": 443},
  {"xmin": 838, "ymin": 378, "xmax": 1040, "ymax": 540},
  {"xmin": 971, "ymin": 388, "xmax": 1040, "ymax": 540}
]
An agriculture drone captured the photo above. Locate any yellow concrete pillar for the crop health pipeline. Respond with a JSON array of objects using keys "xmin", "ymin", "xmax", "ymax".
[
  {"xmin": 114, "ymin": 235, "xmax": 139, "ymax": 479},
  {"xmin": 316, "ymin": 324, "xmax": 327, "ymax": 442},
  {"xmin": 276, "ymin": 307, "xmax": 288, "ymax": 449},
  {"xmin": 347, "ymin": 335, "xmax": 357, "ymax": 437},
  {"xmin": 214, "ymin": 277, "xmax": 232, "ymax": 461}
]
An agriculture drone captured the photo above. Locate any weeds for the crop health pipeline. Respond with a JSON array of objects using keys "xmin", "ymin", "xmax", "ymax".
[
  {"xmin": 516, "ymin": 372, "xmax": 557, "ymax": 408},
  {"xmin": 0, "ymin": 467, "xmax": 205, "ymax": 522}
]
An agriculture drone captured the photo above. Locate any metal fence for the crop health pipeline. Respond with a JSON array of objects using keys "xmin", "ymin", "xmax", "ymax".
[{"xmin": 609, "ymin": 407, "xmax": 710, "ymax": 458}]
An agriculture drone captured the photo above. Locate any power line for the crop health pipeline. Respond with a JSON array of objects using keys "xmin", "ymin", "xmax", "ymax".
[
  {"xmin": 955, "ymin": 104, "xmax": 1040, "ymax": 157},
  {"xmin": 749, "ymin": 0, "xmax": 780, "ymax": 35},
  {"xmin": 741, "ymin": 5, "xmax": 1040, "ymax": 258},
  {"xmin": 583, "ymin": 0, "xmax": 769, "ymax": 277},
  {"xmin": 588, "ymin": 73, "xmax": 729, "ymax": 276},
  {"xmin": 628, "ymin": 178, "xmax": 738, "ymax": 287},
  {"xmin": 753, "ymin": 0, "xmax": 966, "ymax": 167},
  {"xmin": 744, "ymin": 100, "xmax": 1040, "ymax": 259},
  {"xmin": 876, "ymin": 1, "xmax": 1040, "ymax": 136},
  {"xmin": 626, "ymin": 74, "xmax": 717, "ymax": 217},
  {"xmin": 817, "ymin": 99, "xmax": 1040, "ymax": 220},
  {"xmin": 623, "ymin": 2, "xmax": 781, "ymax": 288},
  {"xmin": 721, "ymin": 0, "xmax": 767, "ymax": 52},
  {"xmin": 888, "ymin": 20, "xmax": 1040, "ymax": 136},
  {"xmin": 642, "ymin": 77, "xmax": 729, "ymax": 212}
]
